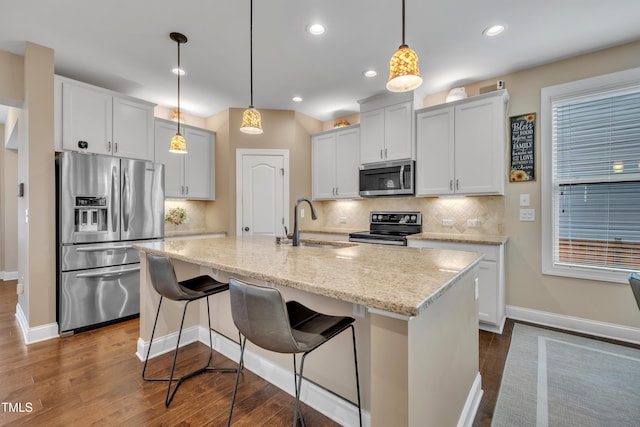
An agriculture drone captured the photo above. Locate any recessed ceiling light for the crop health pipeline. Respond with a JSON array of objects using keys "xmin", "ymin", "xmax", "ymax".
[
  {"xmin": 483, "ymin": 24, "xmax": 506, "ymax": 37},
  {"xmin": 292, "ymin": 96, "xmax": 303, "ymax": 102},
  {"xmin": 307, "ymin": 23, "xmax": 326, "ymax": 35},
  {"xmin": 363, "ymin": 70, "xmax": 378, "ymax": 78},
  {"xmin": 172, "ymin": 67, "xmax": 185, "ymax": 76}
]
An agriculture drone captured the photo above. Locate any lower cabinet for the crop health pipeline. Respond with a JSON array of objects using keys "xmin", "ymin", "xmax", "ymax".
[{"xmin": 407, "ymin": 239, "xmax": 506, "ymax": 333}]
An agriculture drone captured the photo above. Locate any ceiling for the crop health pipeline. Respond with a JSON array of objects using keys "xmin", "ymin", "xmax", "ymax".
[{"xmin": 1, "ymin": 0, "xmax": 640, "ymax": 122}]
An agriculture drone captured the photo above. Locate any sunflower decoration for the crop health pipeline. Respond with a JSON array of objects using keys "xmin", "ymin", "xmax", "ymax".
[
  {"xmin": 525, "ymin": 114, "xmax": 535, "ymax": 122},
  {"xmin": 510, "ymin": 168, "xmax": 531, "ymax": 182}
]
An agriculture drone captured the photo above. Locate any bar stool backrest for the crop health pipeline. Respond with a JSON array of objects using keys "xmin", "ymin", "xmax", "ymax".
[
  {"xmin": 229, "ymin": 278, "xmax": 300, "ymax": 354},
  {"xmin": 629, "ymin": 272, "xmax": 640, "ymax": 311},
  {"xmin": 147, "ymin": 253, "xmax": 191, "ymax": 301}
]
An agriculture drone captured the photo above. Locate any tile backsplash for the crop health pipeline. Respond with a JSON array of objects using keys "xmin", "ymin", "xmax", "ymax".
[
  {"xmin": 164, "ymin": 200, "xmax": 207, "ymax": 232},
  {"xmin": 308, "ymin": 196, "xmax": 505, "ymax": 235}
]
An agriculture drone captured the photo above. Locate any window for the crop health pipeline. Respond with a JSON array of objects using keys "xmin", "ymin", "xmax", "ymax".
[{"xmin": 542, "ymin": 68, "xmax": 640, "ymax": 283}]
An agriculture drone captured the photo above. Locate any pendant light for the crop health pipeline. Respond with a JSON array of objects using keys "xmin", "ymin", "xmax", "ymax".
[
  {"xmin": 169, "ymin": 32, "xmax": 188, "ymax": 153},
  {"xmin": 240, "ymin": 0, "xmax": 263, "ymax": 134},
  {"xmin": 386, "ymin": 0, "xmax": 423, "ymax": 92}
]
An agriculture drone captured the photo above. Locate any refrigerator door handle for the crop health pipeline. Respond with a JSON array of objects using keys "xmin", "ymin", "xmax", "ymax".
[
  {"xmin": 122, "ymin": 169, "xmax": 129, "ymax": 232},
  {"xmin": 111, "ymin": 166, "xmax": 118, "ymax": 232},
  {"xmin": 75, "ymin": 266, "xmax": 140, "ymax": 279},
  {"xmin": 75, "ymin": 245, "xmax": 133, "ymax": 252}
]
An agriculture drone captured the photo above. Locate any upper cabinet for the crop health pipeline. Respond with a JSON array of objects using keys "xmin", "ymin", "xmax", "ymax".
[
  {"xmin": 415, "ymin": 90, "xmax": 509, "ymax": 196},
  {"xmin": 359, "ymin": 92, "xmax": 414, "ymax": 164},
  {"xmin": 55, "ymin": 76, "xmax": 155, "ymax": 161},
  {"xmin": 154, "ymin": 118, "xmax": 215, "ymax": 200},
  {"xmin": 312, "ymin": 125, "xmax": 360, "ymax": 200}
]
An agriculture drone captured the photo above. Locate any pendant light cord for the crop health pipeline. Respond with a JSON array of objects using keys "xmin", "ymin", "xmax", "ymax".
[
  {"xmin": 401, "ymin": 0, "xmax": 406, "ymax": 45},
  {"xmin": 249, "ymin": 0, "xmax": 254, "ymax": 108},
  {"xmin": 177, "ymin": 39, "xmax": 182, "ymax": 134}
]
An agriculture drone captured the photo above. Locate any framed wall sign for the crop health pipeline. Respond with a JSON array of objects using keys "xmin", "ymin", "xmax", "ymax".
[{"xmin": 510, "ymin": 113, "xmax": 536, "ymax": 182}]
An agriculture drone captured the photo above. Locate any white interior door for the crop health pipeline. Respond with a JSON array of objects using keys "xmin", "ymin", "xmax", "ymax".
[{"xmin": 236, "ymin": 149, "xmax": 289, "ymax": 236}]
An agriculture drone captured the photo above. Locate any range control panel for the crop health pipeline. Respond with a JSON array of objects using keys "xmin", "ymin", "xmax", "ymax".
[{"xmin": 369, "ymin": 211, "xmax": 422, "ymax": 225}]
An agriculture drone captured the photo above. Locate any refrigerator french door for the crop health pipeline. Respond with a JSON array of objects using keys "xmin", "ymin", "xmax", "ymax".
[{"xmin": 56, "ymin": 152, "xmax": 164, "ymax": 333}]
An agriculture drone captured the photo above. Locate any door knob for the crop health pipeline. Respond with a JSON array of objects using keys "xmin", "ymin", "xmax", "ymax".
[{"xmin": 244, "ymin": 227, "xmax": 250, "ymax": 232}]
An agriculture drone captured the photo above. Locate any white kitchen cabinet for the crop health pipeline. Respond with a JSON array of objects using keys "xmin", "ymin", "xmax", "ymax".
[
  {"xmin": 359, "ymin": 92, "xmax": 414, "ymax": 164},
  {"xmin": 57, "ymin": 76, "xmax": 155, "ymax": 161},
  {"xmin": 312, "ymin": 125, "xmax": 360, "ymax": 200},
  {"xmin": 407, "ymin": 239, "xmax": 506, "ymax": 333},
  {"xmin": 415, "ymin": 90, "xmax": 509, "ymax": 196},
  {"xmin": 155, "ymin": 118, "xmax": 215, "ymax": 200}
]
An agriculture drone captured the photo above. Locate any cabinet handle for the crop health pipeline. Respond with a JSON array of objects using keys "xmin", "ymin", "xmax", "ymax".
[
  {"xmin": 449, "ymin": 180, "xmax": 453, "ymax": 191},
  {"xmin": 185, "ymin": 186, "xmax": 189, "ymax": 195},
  {"xmin": 107, "ymin": 141, "xmax": 112, "ymax": 152},
  {"xmin": 456, "ymin": 179, "xmax": 459, "ymax": 190},
  {"xmin": 335, "ymin": 187, "xmax": 339, "ymax": 196},
  {"xmin": 114, "ymin": 142, "xmax": 118, "ymax": 153},
  {"xmin": 181, "ymin": 185, "xmax": 185, "ymax": 195},
  {"xmin": 385, "ymin": 148, "xmax": 388, "ymax": 159},
  {"xmin": 380, "ymin": 149, "xmax": 383, "ymax": 159}
]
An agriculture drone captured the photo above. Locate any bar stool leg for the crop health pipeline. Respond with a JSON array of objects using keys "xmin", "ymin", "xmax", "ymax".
[
  {"xmin": 142, "ymin": 295, "xmax": 164, "ymax": 379},
  {"xmin": 227, "ymin": 336, "xmax": 247, "ymax": 426},
  {"xmin": 350, "ymin": 325, "xmax": 363, "ymax": 427},
  {"xmin": 293, "ymin": 354, "xmax": 307, "ymax": 427}
]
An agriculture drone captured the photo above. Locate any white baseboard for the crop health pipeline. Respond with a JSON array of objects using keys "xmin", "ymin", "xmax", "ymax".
[
  {"xmin": 135, "ymin": 325, "xmax": 200, "ymax": 361},
  {"xmin": 138, "ymin": 326, "xmax": 369, "ymax": 427},
  {"xmin": 15, "ymin": 303, "xmax": 59, "ymax": 344},
  {"xmin": 457, "ymin": 373, "xmax": 483, "ymax": 427},
  {"xmin": 506, "ymin": 305, "xmax": 640, "ymax": 345},
  {"xmin": 1, "ymin": 271, "xmax": 18, "ymax": 280}
]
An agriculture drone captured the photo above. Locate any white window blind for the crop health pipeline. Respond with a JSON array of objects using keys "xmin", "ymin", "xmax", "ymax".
[{"xmin": 552, "ymin": 89, "xmax": 640, "ymax": 272}]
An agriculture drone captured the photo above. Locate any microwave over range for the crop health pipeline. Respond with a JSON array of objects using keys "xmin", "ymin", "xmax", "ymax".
[{"xmin": 359, "ymin": 159, "xmax": 415, "ymax": 197}]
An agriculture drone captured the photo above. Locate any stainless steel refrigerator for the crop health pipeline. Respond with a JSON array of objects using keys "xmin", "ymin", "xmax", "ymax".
[{"xmin": 56, "ymin": 152, "xmax": 164, "ymax": 334}]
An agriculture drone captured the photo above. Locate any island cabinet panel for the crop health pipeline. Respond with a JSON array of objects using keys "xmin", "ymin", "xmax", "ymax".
[
  {"xmin": 57, "ymin": 76, "xmax": 155, "ymax": 161},
  {"xmin": 415, "ymin": 89, "xmax": 509, "ymax": 196},
  {"xmin": 408, "ymin": 239, "xmax": 506, "ymax": 333},
  {"xmin": 154, "ymin": 118, "xmax": 215, "ymax": 200},
  {"xmin": 312, "ymin": 125, "xmax": 360, "ymax": 200}
]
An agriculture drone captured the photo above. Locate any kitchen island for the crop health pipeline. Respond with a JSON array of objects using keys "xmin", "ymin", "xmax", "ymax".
[{"xmin": 134, "ymin": 236, "xmax": 483, "ymax": 427}]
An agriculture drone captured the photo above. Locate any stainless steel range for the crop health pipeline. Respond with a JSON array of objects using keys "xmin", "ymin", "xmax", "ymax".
[{"xmin": 349, "ymin": 211, "xmax": 422, "ymax": 246}]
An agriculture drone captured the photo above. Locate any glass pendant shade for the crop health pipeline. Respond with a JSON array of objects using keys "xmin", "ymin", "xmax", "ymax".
[
  {"xmin": 387, "ymin": 44, "xmax": 422, "ymax": 92},
  {"xmin": 240, "ymin": 107, "xmax": 263, "ymax": 134},
  {"xmin": 169, "ymin": 133, "xmax": 187, "ymax": 153}
]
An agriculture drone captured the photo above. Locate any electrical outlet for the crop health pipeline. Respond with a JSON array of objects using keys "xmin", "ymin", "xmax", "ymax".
[
  {"xmin": 520, "ymin": 194, "xmax": 530, "ymax": 207},
  {"xmin": 339, "ymin": 216, "xmax": 347, "ymax": 224},
  {"xmin": 520, "ymin": 208, "xmax": 535, "ymax": 222},
  {"xmin": 17, "ymin": 283, "xmax": 24, "ymax": 295},
  {"xmin": 442, "ymin": 218, "xmax": 454, "ymax": 227},
  {"xmin": 300, "ymin": 208, "xmax": 305, "ymax": 218},
  {"xmin": 467, "ymin": 219, "xmax": 481, "ymax": 227}
]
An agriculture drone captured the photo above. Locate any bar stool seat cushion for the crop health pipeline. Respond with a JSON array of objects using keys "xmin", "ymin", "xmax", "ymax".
[{"xmin": 286, "ymin": 300, "xmax": 355, "ymax": 352}]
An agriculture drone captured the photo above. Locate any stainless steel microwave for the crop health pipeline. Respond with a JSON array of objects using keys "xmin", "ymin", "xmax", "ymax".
[{"xmin": 359, "ymin": 160, "xmax": 415, "ymax": 197}]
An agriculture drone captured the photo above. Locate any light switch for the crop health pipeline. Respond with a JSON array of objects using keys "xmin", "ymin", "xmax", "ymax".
[{"xmin": 520, "ymin": 194, "xmax": 530, "ymax": 206}]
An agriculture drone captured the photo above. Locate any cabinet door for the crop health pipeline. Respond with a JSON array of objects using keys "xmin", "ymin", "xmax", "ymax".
[
  {"xmin": 477, "ymin": 260, "xmax": 498, "ymax": 324},
  {"xmin": 335, "ymin": 127, "xmax": 360, "ymax": 198},
  {"xmin": 112, "ymin": 97, "xmax": 154, "ymax": 161},
  {"xmin": 415, "ymin": 107, "xmax": 455, "ymax": 196},
  {"xmin": 184, "ymin": 127, "xmax": 214, "ymax": 200},
  {"xmin": 384, "ymin": 101, "xmax": 413, "ymax": 161},
  {"xmin": 62, "ymin": 82, "xmax": 112, "ymax": 155},
  {"xmin": 359, "ymin": 109, "xmax": 385, "ymax": 164},
  {"xmin": 154, "ymin": 120, "xmax": 185, "ymax": 198},
  {"xmin": 312, "ymin": 133, "xmax": 337, "ymax": 200},
  {"xmin": 454, "ymin": 96, "xmax": 505, "ymax": 195}
]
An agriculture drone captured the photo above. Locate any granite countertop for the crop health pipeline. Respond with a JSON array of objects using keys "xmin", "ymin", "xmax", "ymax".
[
  {"xmin": 134, "ymin": 235, "xmax": 482, "ymax": 317},
  {"xmin": 408, "ymin": 232, "xmax": 508, "ymax": 245},
  {"xmin": 164, "ymin": 228, "xmax": 227, "ymax": 238}
]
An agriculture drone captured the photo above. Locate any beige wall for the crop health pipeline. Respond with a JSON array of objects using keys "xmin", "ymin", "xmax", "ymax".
[
  {"xmin": 1, "ymin": 127, "xmax": 19, "ymax": 274},
  {"xmin": 0, "ymin": 50, "xmax": 24, "ymax": 107},
  {"xmin": 204, "ymin": 108, "xmax": 322, "ymax": 235}
]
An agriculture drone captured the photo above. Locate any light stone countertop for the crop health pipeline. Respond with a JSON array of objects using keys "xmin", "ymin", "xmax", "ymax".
[
  {"xmin": 134, "ymin": 235, "xmax": 483, "ymax": 317},
  {"xmin": 408, "ymin": 232, "xmax": 508, "ymax": 245},
  {"xmin": 164, "ymin": 228, "xmax": 227, "ymax": 238}
]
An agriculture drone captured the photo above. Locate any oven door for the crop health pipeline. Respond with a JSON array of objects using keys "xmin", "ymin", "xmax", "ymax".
[{"xmin": 359, "ymin": 160, "xmax": 414, "ymax": 197}]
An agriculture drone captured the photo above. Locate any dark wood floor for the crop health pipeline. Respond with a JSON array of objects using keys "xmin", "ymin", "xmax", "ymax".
[{"xmin": 8, "ymin": 279, "xmax": 634, "ymax": 426}]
